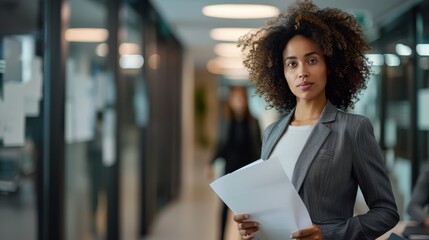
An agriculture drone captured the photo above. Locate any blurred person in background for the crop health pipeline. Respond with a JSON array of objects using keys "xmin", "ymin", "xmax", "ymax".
[
  {"xmin": 87, "ymin": 112, "xmax": 106, "ymax": 239},
  {"xmin": 209, "ymin": 86, "xmax": 262, "ymax": 240},
  {"xmin": 407, "ymin": 167, "xmax": 429, "ymax": 228}
]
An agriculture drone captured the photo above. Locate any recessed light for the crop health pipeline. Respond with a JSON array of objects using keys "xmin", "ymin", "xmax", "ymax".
[
  {"xmin": 384, "ymin": 54, "xmax": 400, "ymax": 67},
  {"xmin": 395, "ymin": 43, "xmax": 412, "ymax": 56},
  {"xmin": 65, "ymin": 28, "xmax": 108, "ymax": 42},
  {"xmin": 210, "ymin": 28, "xmax": 256, "ymax": 42},
  {"xmin": 203, "ymin": 4, "xmax": 279, "ymax": 19},
  {"xmin": 214, "ymin": 43, "xmax": 241, "ymax": 57},
  {"xmin": 96, "ymin": 43, "xmax": 108, "ymax": 57},
  {"xmin": 119, "ymin": 43, "xmax": 141, "ymax": 55},
  {"xmin": 207, "ymin": 57, "xmax": 248, "ymax": 76},
  {"xmin": 417, "ymin": 44, "xmax": 429, "ymax": 56},
  {"xmin": 366, "ymin": 54, "xmax": 384, "ymax": 66},
  {"xmin": 119, "ymin": 55, "xmax": 144, "ymax": 69}
]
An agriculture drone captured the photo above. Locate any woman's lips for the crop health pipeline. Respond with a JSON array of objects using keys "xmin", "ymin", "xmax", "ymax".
[{"xmin": 297, "ymin": 81, "xmax": 313, "ymax": 90}]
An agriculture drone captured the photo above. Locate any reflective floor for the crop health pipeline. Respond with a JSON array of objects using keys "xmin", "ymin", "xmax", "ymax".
[
  {"xmin": 143, "ymin": 148, "xmax": 239, "ymax": 240},
  {"xmin": 0, "ymin": 176, "xmax": 36, "ymax": 240}
]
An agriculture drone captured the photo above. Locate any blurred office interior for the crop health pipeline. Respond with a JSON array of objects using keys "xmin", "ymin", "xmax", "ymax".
[{"xmin": 0, "ymin": 0, "xmax": 429, "ymax": 239}]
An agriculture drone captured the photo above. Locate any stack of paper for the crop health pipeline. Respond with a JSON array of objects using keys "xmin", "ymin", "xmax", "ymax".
[{"xmin": 210, "ymin": 157, "xmax": 312, "ymax": 239}]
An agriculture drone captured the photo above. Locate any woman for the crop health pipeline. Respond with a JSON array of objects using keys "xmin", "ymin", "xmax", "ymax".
[
  {"xmin": 212, "ymin": 86, "xmax": 262, "ymax": 240},
  {"xmin": 233, "ymin": 0, "xmax": 399, "ymax": 239}
]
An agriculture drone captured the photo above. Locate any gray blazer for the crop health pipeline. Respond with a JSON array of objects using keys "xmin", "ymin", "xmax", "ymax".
[{"xmin": 261, "ymin": 101, "xmax": 399, "ymax": 239}]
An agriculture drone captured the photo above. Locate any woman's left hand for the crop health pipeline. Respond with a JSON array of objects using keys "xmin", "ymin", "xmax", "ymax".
[
  {"xmin": 233, "ymin": 214, "xmax": 259, "ymax": 239},
  {"xmin": 290, "ymin": 224, "xmax": 323, "ymax": 240}
]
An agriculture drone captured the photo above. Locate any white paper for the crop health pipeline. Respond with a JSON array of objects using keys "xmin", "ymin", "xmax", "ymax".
[
  {"xmin": 23, "ymin": 57, "xmax": 43, "ymax": 116},
  {"xmin": 210, "ymin": 157, "xmax": 312, "ymax": 240},
  {"xmin": 1, "ymin": 83, "xmax": 25, "ymax": 146}
]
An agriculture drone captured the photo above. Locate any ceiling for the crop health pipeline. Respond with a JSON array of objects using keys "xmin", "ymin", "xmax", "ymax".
[{"xmin": 149, "ymin": 0, "xmax": 421, "ymax": 71}]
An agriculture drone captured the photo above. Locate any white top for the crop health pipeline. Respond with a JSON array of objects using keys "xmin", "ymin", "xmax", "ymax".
[{"xmin": 270, "ymin": 124, "xmax": 315, "ymax": 180}]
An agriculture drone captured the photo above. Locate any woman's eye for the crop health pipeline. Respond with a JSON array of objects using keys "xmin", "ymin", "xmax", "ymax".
[
  {"xmin": 308, "ymin": 58, "xmax": 318, "ymax": 64},
  {"xmin": 286, "ymin": 61, "xmax": 296, "ymax": 68}
]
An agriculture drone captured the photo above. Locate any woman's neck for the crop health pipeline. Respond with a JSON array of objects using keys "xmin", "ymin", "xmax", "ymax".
[{"xmin": 290, "ymin": 99, "xmax": 326, "ymax": 126}]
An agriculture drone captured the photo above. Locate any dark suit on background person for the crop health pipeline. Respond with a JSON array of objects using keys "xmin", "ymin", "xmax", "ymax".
[
  {"xmin": 212, "ymin": 86, "xmax": 262, "ymax": 240},
  {"xmin": 215, "ymin": 117, "xmax": 261, "ymax": 175}
]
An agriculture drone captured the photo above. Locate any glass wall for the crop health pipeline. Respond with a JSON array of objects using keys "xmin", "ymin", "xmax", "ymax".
[
  {"xmin": 417, "ymin": 0, "xmax": 429, "ymax": 176},
  {"xmin": 375, "ymin": 11, "xmax": 415, "ymax": 218},
  {"xmin": 62, "ymin": 0, "xmax": 184, "ymax": 239},
  {"xmin": 118, "ymin": 0, "xmax": 146, "ymax": 239},
  {"xmin": 0, "ymin": 0, "xmax": 181, "ymax": 239},
  {"xmin": 64, "ymin": 0, "xmax": 113, "ymax": 239},
  {"xmin": 0, "ymin": 1, "xmax": 42, "ymax": 239},
  {"xmin": 140, "ymin": 3, "xmax": 184, "ymax": 235},
  {"xmin": 365, "ymin": 2, "xmax": 429, "ymax": 220}
]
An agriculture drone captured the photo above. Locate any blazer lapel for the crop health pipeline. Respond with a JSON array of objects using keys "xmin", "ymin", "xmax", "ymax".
[
  {"xmin": 291, "ymin": 101, "xmax": 337, "ymax": 191},
  {"xmin": 261, "ymin": 111, "xmax": 294, "ymax": 160}
]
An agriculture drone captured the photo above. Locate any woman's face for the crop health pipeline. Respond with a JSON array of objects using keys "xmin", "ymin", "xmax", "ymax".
[
  {"xmin": 282, "ymin": 35, "xmax": 328, "ymax": 103},
  {"xmin": 229, "ymin": 87, "xmax": 247, "ymax": 115}
]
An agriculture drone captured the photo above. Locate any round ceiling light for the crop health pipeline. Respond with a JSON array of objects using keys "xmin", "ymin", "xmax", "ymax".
[
  {"xmin": 203, "ymin": 4, "xmax": 279, "ymax": 19},
  {"xmin": 210, "ymin": 28, "xmax": 256, "ymax": 42}
]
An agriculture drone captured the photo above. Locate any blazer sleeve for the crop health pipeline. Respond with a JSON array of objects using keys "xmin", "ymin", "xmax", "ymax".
[{"xmin": 320, "ymin": 117, "xmax": 399, "ymax": 239}]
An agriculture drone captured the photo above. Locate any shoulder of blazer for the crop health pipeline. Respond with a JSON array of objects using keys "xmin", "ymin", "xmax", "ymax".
[
  {"xmin": 331, "ymin": 107, "xmax": 370, "ymax": 126},
  {"xmin": 318, "ymin": 100, "xmax": 370, "ymax": 124},
  {"xmin": 263, "ymin": 111, "xmax": 292, "ymax": 135},
  {"xmin": 319, "ymin": 100, "xmax": 338, "ymax": 124}
]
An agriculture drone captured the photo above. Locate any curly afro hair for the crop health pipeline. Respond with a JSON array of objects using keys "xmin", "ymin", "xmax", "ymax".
[{"xmin": 237, "ymin": 0, "xmax": 372, "ymax": 112}]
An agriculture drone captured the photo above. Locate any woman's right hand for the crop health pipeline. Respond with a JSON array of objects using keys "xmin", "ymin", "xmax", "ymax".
[{"xmin": 233, "ymin": 214, "xmax": 259, "ymax": 239}]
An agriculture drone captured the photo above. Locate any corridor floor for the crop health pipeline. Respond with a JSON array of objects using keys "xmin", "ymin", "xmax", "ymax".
[{"xmin": 142, "ymin": 148, "xmax": 240, "ymax": 240}]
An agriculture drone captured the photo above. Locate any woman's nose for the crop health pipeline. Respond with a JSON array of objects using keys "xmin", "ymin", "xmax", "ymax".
[
  {"xmin": 298, "ymin": 72, "xmax": 309, "ymax": 79},
  {"xmin": 297, "ymin": 64, "xmax": 309, "ymax": 79}
]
